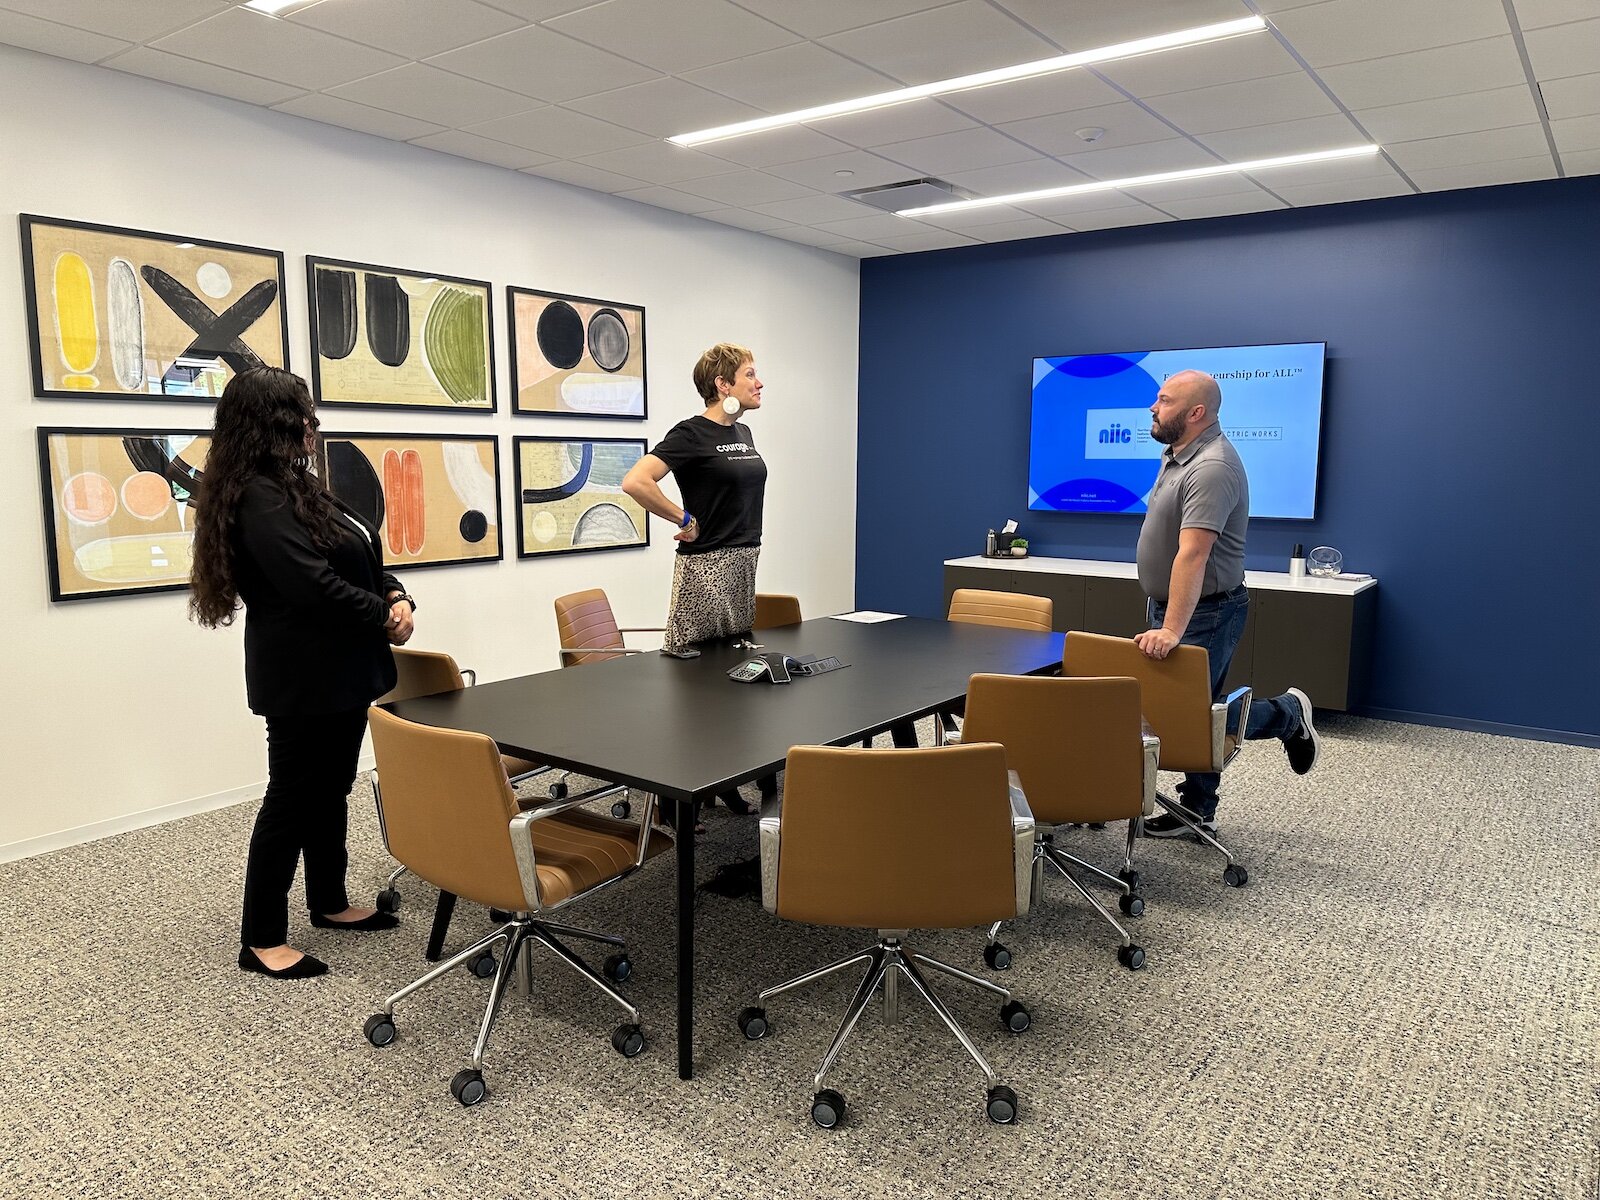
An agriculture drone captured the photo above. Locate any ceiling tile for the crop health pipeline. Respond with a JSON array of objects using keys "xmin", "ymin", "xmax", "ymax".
[
  {"xmin": 866, "ymin": 228, "xmax": 982, "ymax": 251},
  {"xmin": 613, "ymin": 184, "xmax": 724, "ymax": 214},
  {"xmin": 1384, "ymin": 123, "xmax": 1551, "ymax": 170},
  {"xmin": 1268, "ymin": 0, "xmax": 1514, "ymax": 68},
  {"xmin": 1015, "ymin": 187, "xmax": 1149, "ymax": 216},
  {"xmin": 941, "ymin": 158, "xmax": 1096, "ymax": 196},
  {"xmin": 546, "ymin": 0, "xmax": 798, "ymax": 73},
  {"xmin": 425, "ymin": 25, "xmax": 658, "ymax": 103},
  {"xmin": 733, "ymin": 0, "xmax": 963, "ymax": 39},
  {"xmin": 1096, "ymin": 30, "xmax": 1303, "ymax": 97},
  {"xmin": 1407, "ymin": 154, "xmax": 1558, "ymax": 190},
  {"xmin": 872, "ymin": 126, "xmax": 1040, "ymax": 174},
  {"xmin": 103, "ymin": 46, "xmax": 303, "ymax": 105},
  {"xmin": 149, "ymin": 8, "xmax": 406, "ymax": 90},
  {"xmin": 1523, "ymin": 17, "xmax": 1600, "ymax": 81},
  {"xmin": 523, "ymin": 160, "xmax": 644, "ymax": 192},
  {"xmin": 675, "ymin": 170, "xmax": 816, "ymax": 205},
  {"xmin": 1355, "ymin": 86, "xmax": 1541, "ymax": 144},
  {"xmin": 697, "ymin": 207, "xmax": 795, "ymax": 232},
  {"xmin": 698, "ymin": 126, "xmax": 856, "ymax": 169},
  {"xmin": 0, "ymin": 10, "xmax": 129, "ymax": 62},
  {"xmin": 1272, "ymin": 175, "xmax": 1414, "ymax": 204},
  {"xmin": 969, "ymin": 216, "xmax": 1072, "ymax": 243},
  {"xmin": 1122, "ymin": 174, "xmax": 1268, "ymax": 202},
  {"xmin": 1511, "ymin": 0, "xmax": 1600, "ymax": 31},
  {"xmin": 407, "ymin": 129, "xmax": 552, "ymax": 169},
  {"xmin": 272, "ymin": 92, "xmax": 445, "ymax": 141},
  {"xmin": 819, "ymin": 0, "xmax": 1058, "ymax": 86},
  {"xmin": 993, "ymin": 0, "xmax": 1250, "ymax": 50},
  {"xmin": 569, "ymin": 77, "xmax": 763, "ymax": 138},
  {"xmin": 330, "ymin": 62, "xmax": 539, "ymax": 127},
  {"xmin": 1198, "ymin": 113, "xmax": 1367, "ymax": 160},
  {"xmin": 939, "ymin": 66, "xmax": 1126, "ymax": 125},
  {"xmin": 816, "ymin": 238, "xmax": 885, "ymax": 257},
  {"xmin": 1559, "ymin": 146, "xmax": 1600, "ymax": 174},
  {"xmin": 0, "ymin": 0, "xmax": 225, "ymax": 43},
  {"xmin": 804, "ymin": 99, "xmax": 977, "ymax": 148},
  {"xmin": 1054, "ymin": 205, "xmax": 1174, "ymax": 232},
  {"xmin": 999, "ymin": 100, "xmax": 1182, "ymax": 156},
  {"xmin": 576, "ymin": 140, "xmax": 741, "ymax": 184},
  {"xmin": 1540, "ymin": 72, "xmax": 1600, "ymax": 120},
  {"xmin": 289, "ymin": 0, "xmax": 523, "ymax": 59},
  {"xmin": 1147, "ymin": 73, "xmax": 1339, "ymax": 135},
  {"xmin": 1242, "ymin": 150, "xmax": 1404, "ymax": 187},
  {"xmin": 748, "ymin": 193, "xmax": 875, "ymax": 224},
  {"xmin": 1551, "ymin": 112, "xmax": 1600, "ymax": 152},
  {"xmin": 1153, "ymin": 192, "xmax": 1291, "ymax": 219},
  {"xmin": 680, "ymin": 42, "xmax": 900, "ymax": 113},
  {"xmin": 764, "ymin": 149, "xmax": 921, "ymax": 190},
  {"xmin": 812, "ymin": 212, "xmax": 935, "ymax": 240},
  {"xmin": 912, "ymin": 202, "xmax": 1054, "ymax": 230},
  {"xmin": 472, "ymin": 0, "xmax": 595, "ymax": 17},
  {"xmin": 1061, "ymin": 137, "xmax": 1223, "ymax": 180},
  {"xmin": 1317, "ymin": 37, "xmax": 1528, "ymax": 109},
  {"xmin": 463, "ymin": 105, "xmax": 655, "ymax": 156},
  {"xmin": 764, "ymin": 224, "xmax": 863, "ymax": 247}
]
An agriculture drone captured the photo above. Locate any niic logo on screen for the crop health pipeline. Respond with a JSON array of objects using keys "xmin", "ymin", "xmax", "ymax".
[{"xmin": 1084, "ymin": 409, "xmax": 1155, "ymax": 460}]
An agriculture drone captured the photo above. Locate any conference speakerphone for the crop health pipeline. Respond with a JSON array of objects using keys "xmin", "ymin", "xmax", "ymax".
[
  {"xmin": 728, "ymin": 653, "xmax": 848, "ymax": 683},
  {"xmin": 793, "ymin": 655, "xmax": 845, "ymax": 677}
]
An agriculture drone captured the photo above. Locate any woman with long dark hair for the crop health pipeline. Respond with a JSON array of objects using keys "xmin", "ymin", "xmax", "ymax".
[{"xmin": 191, "ymin": 367, "xmax": 414, "ymax": 979}]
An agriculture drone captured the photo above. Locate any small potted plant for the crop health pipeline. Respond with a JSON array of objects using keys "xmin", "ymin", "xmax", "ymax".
[{"xmin": 1009, "ymin": 537, "xmax": 1029, "ymax": 558}]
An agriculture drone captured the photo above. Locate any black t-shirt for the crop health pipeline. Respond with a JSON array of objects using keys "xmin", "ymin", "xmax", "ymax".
[{"xmin": 650, "ymin": 415, "xmax": 767, "ymax": 555}]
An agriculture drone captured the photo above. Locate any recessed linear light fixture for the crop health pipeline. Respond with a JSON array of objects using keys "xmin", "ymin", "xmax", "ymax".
[
  {"xmin": 242, "ymin": 0, "xmax": 322, "ymax": 16},
  {"xmin": 667, "ymin": 16, "xmax": 1266, "ymax": 148},
  {"xmin": 894, "ymin": 145, "xmax": 1382, "ymax": 217}
]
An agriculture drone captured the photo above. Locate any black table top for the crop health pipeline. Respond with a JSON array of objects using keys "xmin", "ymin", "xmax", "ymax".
[{"xmin": 384, "ymin": 616, "xmax": 1063, "ymax": 802}]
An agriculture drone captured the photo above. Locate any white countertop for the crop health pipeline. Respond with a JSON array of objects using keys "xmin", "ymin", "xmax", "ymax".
[{"xmin": 946, "ymin": 555, "xmax": 1378, "ymax": 596}]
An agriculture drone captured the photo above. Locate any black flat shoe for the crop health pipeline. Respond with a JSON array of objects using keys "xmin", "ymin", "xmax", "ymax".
[
  {"xmin": 309, "ymin": 911, "xmax": 400, "ymax": 931},
  {"xmin": 718, "ymin": 790, "xmax": 756, "ymax": 816},
  {"xmin": 238, "ymin": 947, "xmax": 329, "ymax": 979}
]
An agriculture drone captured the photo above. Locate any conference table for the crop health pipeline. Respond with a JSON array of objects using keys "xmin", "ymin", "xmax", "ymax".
[{"xmin": 385, "ymin": 615, "xmax": 1065, "ymax": 1079}]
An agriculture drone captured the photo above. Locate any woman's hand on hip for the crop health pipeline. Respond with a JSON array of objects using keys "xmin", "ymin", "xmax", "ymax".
[{"xmin": 673, "ymin": 516, "xmax": 700, "ymax": 543}]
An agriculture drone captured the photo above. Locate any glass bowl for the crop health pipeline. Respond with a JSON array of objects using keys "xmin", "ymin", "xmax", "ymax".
[{"xmin": 1307, "ymin": 546, "xmax": 1343, "ymax": 577}]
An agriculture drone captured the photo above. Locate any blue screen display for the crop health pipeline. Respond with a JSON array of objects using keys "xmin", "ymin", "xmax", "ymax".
[{"xmin": 1028, "ymin": 342, "xmax": 1326, "ymax": 520}]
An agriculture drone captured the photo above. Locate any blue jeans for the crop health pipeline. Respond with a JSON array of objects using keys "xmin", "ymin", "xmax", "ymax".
[{"xmin": 1148, "ymin": 586, "xmax": 1303, "ymax": 819}]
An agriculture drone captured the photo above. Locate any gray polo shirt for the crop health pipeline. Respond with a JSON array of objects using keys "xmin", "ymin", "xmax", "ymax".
[{"xmin": 1135, "ymin": 423, "xmax": 1249, "ymax": 602}]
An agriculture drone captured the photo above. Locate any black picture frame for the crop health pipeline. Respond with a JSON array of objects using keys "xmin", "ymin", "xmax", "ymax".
[
  {"xmin": 513, "ymin": 436, "xmax": 650, "ymax": 558},
  {"xmin": 507, "ymin": 285, "xmax": 647, "ymax": 420}
]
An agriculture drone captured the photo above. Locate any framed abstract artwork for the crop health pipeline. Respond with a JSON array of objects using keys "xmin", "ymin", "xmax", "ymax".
[
  {"xmin": 513, "ymin": 437, "xmax": 648, "ymax": 558},
  {"xmin": 318, "ymin": 432, "xmax": 503, "ymax": 570},
  {"xmin": 19, "ymin": 215, "xmax": 289, "ymax": 401},
  {"xmin": 307, "ymin": 256, "xmax": 495, "ymax": 412},
  {"xmin": 37, "ymin": 427, "xmax": 210, "ymax": 601},
  {"xmin": 507, "ymin": 287, "xmax": 646, "ymax": 419}
]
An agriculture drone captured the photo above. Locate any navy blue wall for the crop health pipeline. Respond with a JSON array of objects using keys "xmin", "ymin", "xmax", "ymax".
[{"xmin": 856, "ymin": 176, "xmax": 1600, "ymax": 742}]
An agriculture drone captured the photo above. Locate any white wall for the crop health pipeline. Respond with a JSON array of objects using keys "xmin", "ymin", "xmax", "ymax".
[{"xmin": 0, "ymin": 45, "xmax": 860, "ymax": 858}]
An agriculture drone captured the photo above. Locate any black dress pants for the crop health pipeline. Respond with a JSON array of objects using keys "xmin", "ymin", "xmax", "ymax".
[{"xmin": 240, "ymin": 707, "xmax": 368, "ymax": 948}]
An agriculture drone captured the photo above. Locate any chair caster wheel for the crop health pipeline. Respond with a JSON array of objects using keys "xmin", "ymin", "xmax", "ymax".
[
  {"xmin": 610, "ymin": 798, "xmax": 631, "ymax": 819},
  {"xmin": 983, "ymin": 942, "xmax": 1012, "ymax": 971},
  {"xmin": 1118, "ymin": 868, "xmax": 1141, "ymax": 892},
  {"xmin": 549, "ymin": 781, "xmax": 568, "ymax": 799},
  {"xmin": 1087, "ymin": 822, "xmax": 1106, "ymax": 830},
  {"xmin": 468, "ymin": 951, "xmax": 497, "ymax": 979},
  {"xmin": 363, "ymin": 1013, "xmax": 396, "ymax": 1047},
  {"xmin": 811, "ymin": 1088, "xmax": 846, "ymax": 1129},
  {"xmin": 488, "ymin": 908, "xmax": 513, "ymax": 924},
  {"xmin": 611, "ymin": 1023, "xmax": 645, "ymax": 1058},
  {"xmin": 1223, "ymin": 864, "xmax": 1248, "ymax": 887},
  {"xmin": 737, "ymin": 1006, "xmax": 768, "ymax": 1040},
  {"xmin": 450, "ymin": 1068, "xmax": 487, "ymax": 1106},
  {"xmin": 986, "ymin": 1084, "xmax": 1018, "ymax": 1125},
  {"xmin": 603, "ymin": 952, "xmax": 632, "ymax": 984},
  {"xmin": 1118, "ymin": 943, "xmax": 1147, "ymax": 971},
  {"xmin": 375, "ymin": 888, "xmax": 400, "ymax": 914},
  {"xmin": 1119, "ymin": 893, "xmax": 1145, "ymax": 917},
  {"xmin": 999, "ymin": 1000, "xmax": 1031, "ymax": 1033}
]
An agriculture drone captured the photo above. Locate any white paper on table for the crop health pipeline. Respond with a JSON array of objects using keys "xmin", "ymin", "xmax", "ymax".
[{"xmin": 830, "ymin": 611, "xmax": 905, "ymax": 623}]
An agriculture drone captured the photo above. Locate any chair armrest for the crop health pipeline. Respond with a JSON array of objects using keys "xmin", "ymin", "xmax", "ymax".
[
  {"xmin": 461, "ymin": 667, "xmax": 477, "ymax": 686},
  {"xmin": 632, "ymin": 793, "xmax": 659, "ymax": 867},
  {"xmin": 1211, "ymin": 686, "xmax": 1253, "ymax": 769},
  {"xmin": 559, "ymin": 646, "xmax": 646, "ymax": 659},
  {"xmin": 508, "ymin": 808, "xmax": 546, "ymax": 913},
  {"xmin": 1007, "ymin": 770, "xmax": 1036, "ymax": 918},
  {"xmin": 1141, "ymin": 731, "xmax": 1161, "ymax": 818},
  {"xmin": 759, "ymin": 811, "xmax": 782, "ymax": 914},
  {"xmin": 616, "ymin": 627, "xmax": 666, "ymax": 634}
]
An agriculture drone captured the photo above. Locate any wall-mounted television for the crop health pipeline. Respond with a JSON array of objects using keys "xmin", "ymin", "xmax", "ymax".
[{"xmin": 1028, "ymin": 342, "xmax": 1327, "ymax": 520}]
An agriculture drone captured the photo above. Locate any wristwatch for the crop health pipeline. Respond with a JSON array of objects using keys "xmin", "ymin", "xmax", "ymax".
[{"xmin": 391, "ymin": 592, "xmax": 417, "ymax": 612}]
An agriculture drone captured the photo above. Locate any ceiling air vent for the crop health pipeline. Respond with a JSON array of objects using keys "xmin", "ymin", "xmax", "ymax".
[{"xmin": 842, "ymin": 178, "xmax": 972, "ymax": 212}]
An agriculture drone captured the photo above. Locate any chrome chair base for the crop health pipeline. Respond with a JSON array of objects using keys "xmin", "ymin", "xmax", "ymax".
[{"xmin": 1154, "ymin": 792, "xmax": 1250, "ymax": 887}]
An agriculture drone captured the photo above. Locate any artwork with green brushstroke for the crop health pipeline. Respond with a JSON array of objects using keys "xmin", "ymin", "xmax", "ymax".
[{"xmin": 307, "ymin": 255, "xmax": 496, "ymax": 412}]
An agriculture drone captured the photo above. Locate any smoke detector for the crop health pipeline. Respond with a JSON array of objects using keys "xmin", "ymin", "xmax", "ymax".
[{"xmin": 1076, "ymin": 126, "xmax": 1107, "ymax": 143}]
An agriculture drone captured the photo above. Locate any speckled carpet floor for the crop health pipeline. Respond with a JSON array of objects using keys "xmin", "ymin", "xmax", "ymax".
[{"xmin": 1, "ymin": 715, "xmax": 1595, "ymax": 1199}]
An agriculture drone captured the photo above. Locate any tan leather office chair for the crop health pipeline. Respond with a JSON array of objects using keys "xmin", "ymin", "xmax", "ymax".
[
  {"xmin": 554, "ymin": 588, "xmax": 664, "ymax": 666},
  {"xmin": 364, "ymin": 707, "xmax": 671, "ymax": 1107},
  {"xmin": 961, "ymin": 674, "xmax": 1159, "ymax": 972},
  {"xmin": 947, "ymin": 587, "xmax": 1053, "ymax": 632},
  {"xmin": 753, "ymin": 592, "xmax": 802, "ymax": 629},
  {"xmin": 737, "ymin": 743, "xmax": 1036, "ymax": 1128},
  {"xmin": 1061, "ymin": 632, "xmax": 1252, "ymax": 887}
]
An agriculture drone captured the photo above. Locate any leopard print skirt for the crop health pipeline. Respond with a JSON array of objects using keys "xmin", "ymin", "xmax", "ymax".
[{"xmin": 664, "ymin": 545, "xmax": 759, "ymax": 651}]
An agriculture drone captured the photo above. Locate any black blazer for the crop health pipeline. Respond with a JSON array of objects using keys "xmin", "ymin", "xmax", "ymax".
[{"xmin": 233, "ymin": 475, "xmax": 402, "ymax": 717}]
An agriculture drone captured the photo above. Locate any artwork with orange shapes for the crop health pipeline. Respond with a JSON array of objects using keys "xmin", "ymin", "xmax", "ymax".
[
  {"xmin": 20, "ymin": 215, "xmax": 288, "ymax": 401},
  {"xmin": 37, "ymin": 427, "xmax": 211, "ymax": 601},
  {"xmin": 318, "ymin": 433, "xmax": 502, "ymax": 570}
]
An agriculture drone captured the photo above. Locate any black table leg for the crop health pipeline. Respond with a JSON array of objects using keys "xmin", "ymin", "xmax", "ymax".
[{"xmin": 676, "ymin": 793, "xmax": 696, "ymax": 1079}]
